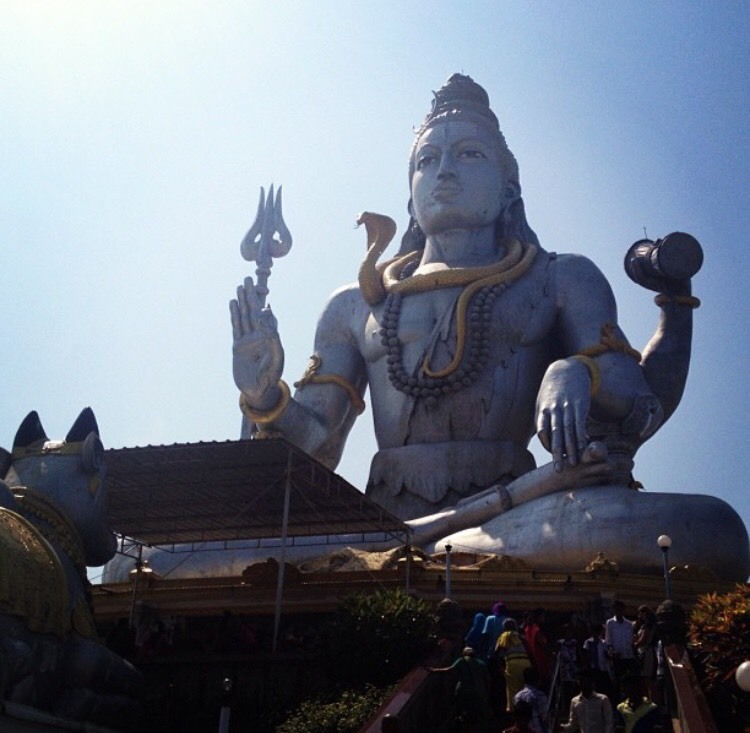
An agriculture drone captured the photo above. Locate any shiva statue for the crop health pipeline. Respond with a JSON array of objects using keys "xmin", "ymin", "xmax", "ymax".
[{"xmin": 230, "ymin": 74, "xmax": 748, "ymax": 580}]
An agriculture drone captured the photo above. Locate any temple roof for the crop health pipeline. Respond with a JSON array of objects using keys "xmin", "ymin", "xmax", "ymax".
[{"xmin": 104, "ymin": 438, "xmax": 407, "ymax": 550}]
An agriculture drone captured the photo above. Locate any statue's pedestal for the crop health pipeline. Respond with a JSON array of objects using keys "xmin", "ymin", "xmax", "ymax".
[
  {"xmin": 94, "ymin": 547, "xmax": 733, "ymax": 625},
  {"xmin": 0, "ymin": 700, "xmax": 120, "ymax": 733}
]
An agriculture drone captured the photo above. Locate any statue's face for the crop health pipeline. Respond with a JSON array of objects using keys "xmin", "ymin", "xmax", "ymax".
[{"xmin": 411, "ymin": 120, "xmax": 509, "ymax": 236}]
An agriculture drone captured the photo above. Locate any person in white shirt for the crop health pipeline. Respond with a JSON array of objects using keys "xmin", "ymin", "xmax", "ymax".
[
  {"xmin": 561, "ymin": 670, "xmax": 614, "ymax": 733},
  {"xmin": 604, "ymin": 600, "xmax": 635, "ymax": 693}
]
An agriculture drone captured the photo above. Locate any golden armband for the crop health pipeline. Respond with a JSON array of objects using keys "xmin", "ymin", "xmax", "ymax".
[
  {"xmin": 294, "ymin": 355, "xmax": 366, "ymax": 415},
  {"xmin": 571, "ymin": 355, "xmax": 601, "ymax": 397},
  {"xmin": 578, "ymin": 323, "xmax": 642, "ymax": 362},
  {"xmin": 654, "ymin": 293, "xmax": 701, "ymax": 308},
  {"xmin": 239, "ymin": 380, "xmax": 291, "ymax": 424}
]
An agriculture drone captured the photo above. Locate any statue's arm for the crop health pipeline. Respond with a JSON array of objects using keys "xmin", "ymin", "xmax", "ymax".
[
  {"xmin": 555, "ymin": 254, "xmax": 652, "ymax": 416},
  {"xmin": 638, "ymin": 280, "xmax": 694, "ymax": 426},
  {"xmin": 233, "ymin": 282, "xmax": 367, "ymax": 469},
  {"xmin": 536, "ymin": 255, "xmax": 661, "ymax": 468}
]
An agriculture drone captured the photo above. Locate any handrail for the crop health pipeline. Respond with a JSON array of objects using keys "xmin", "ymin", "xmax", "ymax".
[
  {"xmin": 545, "ymin": 652, "xmax": 563, "ymax": 732},
  {"xmin": 665, "ymin": 644, "xmax": 719, "ymax": 733},
  {"xmin": 358, "ymin": 663, "xmax": 454, "ymax": 733},
  {"xmin": 358, "ymin": 666, "xmax": 428, "ymax": 733}
]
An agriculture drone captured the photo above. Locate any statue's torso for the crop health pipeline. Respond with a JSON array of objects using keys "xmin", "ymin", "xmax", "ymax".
[
  {"xmin": 359, "ymin": 250, "xmax": 557, "ymax": 449},
  {"xmin": 352, "ymin": 250, "xmax": 558, "ymax": 516}
]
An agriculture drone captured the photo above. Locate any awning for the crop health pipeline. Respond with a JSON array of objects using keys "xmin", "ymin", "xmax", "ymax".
[{"xmin": 104, "ymin": 438, "xmax": 408, "ymax": 549}]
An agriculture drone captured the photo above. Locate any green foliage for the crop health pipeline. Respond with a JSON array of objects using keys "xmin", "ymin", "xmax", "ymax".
[
  {"xmin": 276, "ymin": 684, "xmax": 390, "ymax": 733},
  {"xmin": 325, "ymin": 588, "xmax": 437, "ymax": 687},
  {"xmin": 688, "ymin": 583, "xmax": 750, "ymax": 730},
  {"xmin": 689, "ymin": 583, "xmax": 750, "ymax": 690},
  {"xmin": 276, "ymin": 589, "xmax": 435, "ymax": 732}
]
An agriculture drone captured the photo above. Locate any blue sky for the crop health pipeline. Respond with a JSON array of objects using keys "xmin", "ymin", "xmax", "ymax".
[{"xmin": 2, "ymin": 1, "xmax": 748, "ymax": 567}]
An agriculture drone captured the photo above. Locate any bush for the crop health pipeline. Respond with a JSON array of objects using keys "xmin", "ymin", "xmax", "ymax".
[
  {"xmin": 277, "ymin": 589, "xmax": 436, "ymax": 732},
  {"xmin": 688, "ymin": 583, "xmax": 750, "ymax": 730},
  {"xmin": 276, "ymin": 684, "xmax": 390, "ymax": 733},
  {"xmin": 325, "ymin": 588, "xmax": 437, "ymax": 687}
]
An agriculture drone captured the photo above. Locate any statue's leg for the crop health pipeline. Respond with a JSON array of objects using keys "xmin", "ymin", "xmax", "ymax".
[
  {"xmin": 58, "ymin": 635, "xmax": 143, "ymax": 726},
  {"xmin": 0, "ymin": 617, "xmax": 64, "ymax": 709},
  {"xmin": 0, "ymin": 635, "xmax": 32, "ymax": 700},
  {"xmin": 407, "ymin": 442, "xmax": 611, "ymax": 546},
  {"xmin": 433, "ymin": 486, "xmax": 749, "ymax": 581}
]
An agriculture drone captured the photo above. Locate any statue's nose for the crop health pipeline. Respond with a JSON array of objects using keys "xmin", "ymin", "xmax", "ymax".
[{"xmin": 437, "ymin": 152, "xmax": 458, "ymax": 178}]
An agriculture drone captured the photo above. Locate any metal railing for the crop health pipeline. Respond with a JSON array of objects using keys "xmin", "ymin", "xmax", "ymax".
[
  {"xmin": 665, "ymin": 644, "xmax": 718, "ymax": 733},
  {"xmin": 545, "ymin": 653, "xmax": 563, "ymax": 732}
]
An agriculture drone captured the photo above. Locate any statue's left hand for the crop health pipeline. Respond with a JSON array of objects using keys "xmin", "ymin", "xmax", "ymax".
[{"xmin": 535, "ymin": 357, "xmax": 592, "ymax": 472}]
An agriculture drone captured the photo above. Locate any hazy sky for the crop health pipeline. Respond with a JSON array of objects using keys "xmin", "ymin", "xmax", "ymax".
[{"xmin": 2, "ymin": 1, "xmax": 748, "ymax": 568}]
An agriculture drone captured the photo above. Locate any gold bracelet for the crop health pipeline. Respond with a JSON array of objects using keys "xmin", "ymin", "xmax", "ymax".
[
  {"xmin": 571, "ymin": 355, "xmax": 601, "ymax": 397},
  {"xmin": 239, "ymin": 380, "xmax": 291, "ymax": 424},
  {"xmin": 654, "ymin": 294, "xmax": 701, "ymax": 308}
]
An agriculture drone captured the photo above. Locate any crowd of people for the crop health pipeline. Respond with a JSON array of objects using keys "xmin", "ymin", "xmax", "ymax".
[{"xmin": 436, "ymin": 599, "xmax": 667, "ymax": 733}]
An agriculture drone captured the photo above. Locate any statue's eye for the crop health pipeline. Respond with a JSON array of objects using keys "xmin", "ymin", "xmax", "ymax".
[
  {"xmin": 416, "ymin": 154, "xmax": 436, "ymax": 170},
  {"xmin": 458, "ymin": 148, "xmax": 486, "ymax": 161}
]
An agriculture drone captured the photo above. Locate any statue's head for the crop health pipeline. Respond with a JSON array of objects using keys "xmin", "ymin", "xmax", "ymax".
[
  {"xmin": 402, "ymin": 74, "xmax": 538, "ymax": 253},
  {"xmin": 1, "ymin": 408, "xmax": 117, "ymax": 566}
]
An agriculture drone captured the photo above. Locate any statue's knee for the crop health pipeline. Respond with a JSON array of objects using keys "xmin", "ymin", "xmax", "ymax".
[
  {"xmin": 0, "ymin": 636, "xmax": 33, "ymax": 695},
  {"xmin": 54, "ymin": 686, "xmax": 98, "ymax": 721},
  {"xmin": 65, "ymin": 636, "xmax": 143, "ymax": 696}
]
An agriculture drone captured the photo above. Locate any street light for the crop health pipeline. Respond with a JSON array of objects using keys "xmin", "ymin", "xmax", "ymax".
[
  {"xmin": 657, "ymin": 534, "xmax": 672, "ymax": 600},
  {"xmin": 445, "ymin": 541, "xmax": 453, "ymax": 599},
  {"xmin": 218, "ymin": 677, "xmax": 233, "ymax": 733}
]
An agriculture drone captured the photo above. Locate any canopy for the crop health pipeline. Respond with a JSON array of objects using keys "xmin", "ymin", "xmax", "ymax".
[{"xmin": 104, "ymin": 438, "xmax": 408, "ymax": 550}]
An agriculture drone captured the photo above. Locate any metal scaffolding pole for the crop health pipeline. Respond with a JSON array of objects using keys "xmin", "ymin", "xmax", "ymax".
[{"xmin": 272, "ymin": 451, "xmax": 293, "ymax": 652}]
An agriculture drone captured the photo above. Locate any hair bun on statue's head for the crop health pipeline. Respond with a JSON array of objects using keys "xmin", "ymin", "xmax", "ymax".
[{"xmin": 419, "ymin": 73, "xmax": 500, "ymax": 135}]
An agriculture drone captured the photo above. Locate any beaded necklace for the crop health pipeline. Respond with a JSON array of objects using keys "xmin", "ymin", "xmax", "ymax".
[{"xmin": 380, "ymin": 242, "xmax": 537, "ymax": 405}]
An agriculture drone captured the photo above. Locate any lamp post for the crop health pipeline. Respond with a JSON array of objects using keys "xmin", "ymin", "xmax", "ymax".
[
  {"xmin": 445, "ymin": 541, "xmax": 453, "ymax": 599},
  {"xmin": 657, "ymin": 534, "xmax": 672, "ymax": 600},
  {"xmin": 128, "ymin": 547, "xmax": 153, "ymax": 628},
  {"xmin": 218, "ymin": 677, "xmax": 233, "ymax": 733},
  {"xmin": 404, "ymin": 543, "xmax": 411, "ymax": 594}
]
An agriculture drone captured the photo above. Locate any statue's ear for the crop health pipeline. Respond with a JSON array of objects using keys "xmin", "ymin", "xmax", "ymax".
[
  {"xmin": 80, "ymin": 433, "xmax": 105, "ymax": 476},
  {"xmin": 0, "ymin": 448, "xmax": 11, "ymax": 478},
  {"xmin": 66, "ymin": 407, "xmax": 99, "ymax": 443},
  {"xmin": 13, "ymin": 411, "xmax": 48, "ymax": 450},
  {"xmin": 503, "ymin": 182, "xmax": 521, "ymax": 203}
]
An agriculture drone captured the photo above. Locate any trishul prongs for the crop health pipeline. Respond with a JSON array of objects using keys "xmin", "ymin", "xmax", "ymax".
[{"xmin": 240, "ymin": 184, "xmax": 293, "ymax": 308}]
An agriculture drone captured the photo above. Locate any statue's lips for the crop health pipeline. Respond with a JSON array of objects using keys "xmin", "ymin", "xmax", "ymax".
[{"xmin": 431, "ymin": 185, "xmax": 462, "ymax": 202}]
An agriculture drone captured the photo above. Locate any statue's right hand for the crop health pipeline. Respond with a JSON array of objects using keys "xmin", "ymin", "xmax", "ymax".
[{"xmin": 229, "ymin": 276, "xmax": 285, "ymax": 409}]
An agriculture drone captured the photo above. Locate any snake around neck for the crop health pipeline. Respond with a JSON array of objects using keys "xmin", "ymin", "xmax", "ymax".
[{"xmin": 378, "ymin": 241, "xmax": 537, "ymax": 404}]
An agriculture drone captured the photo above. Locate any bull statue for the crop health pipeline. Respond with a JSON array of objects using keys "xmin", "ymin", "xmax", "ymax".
[{"xmin": 0, "ymin": 408, "xmax": 142, "ymax": 729}]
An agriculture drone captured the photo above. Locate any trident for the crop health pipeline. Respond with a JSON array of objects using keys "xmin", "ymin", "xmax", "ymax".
[{"xmin": 240, "ymin": 184, "xmax": 293, "ymax": 308}]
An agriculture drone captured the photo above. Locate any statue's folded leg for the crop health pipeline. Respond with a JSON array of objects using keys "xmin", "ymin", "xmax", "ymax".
[
  {"xmin": 433, "ymin": 485, "xmax": 749, "ymax": 581},
  {"xmin": 407, "ymin": 442, "xmax": 612, "ymax": 546}
]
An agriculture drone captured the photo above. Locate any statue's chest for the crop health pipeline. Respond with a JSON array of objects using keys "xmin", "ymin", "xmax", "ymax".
[
  {"xmin": 393, "ymin": 288, "xmax": 463, "ymax": 344},
  {"xmin": 362, "ymin": 265, "xmax": 555, "ymax": 370}
]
